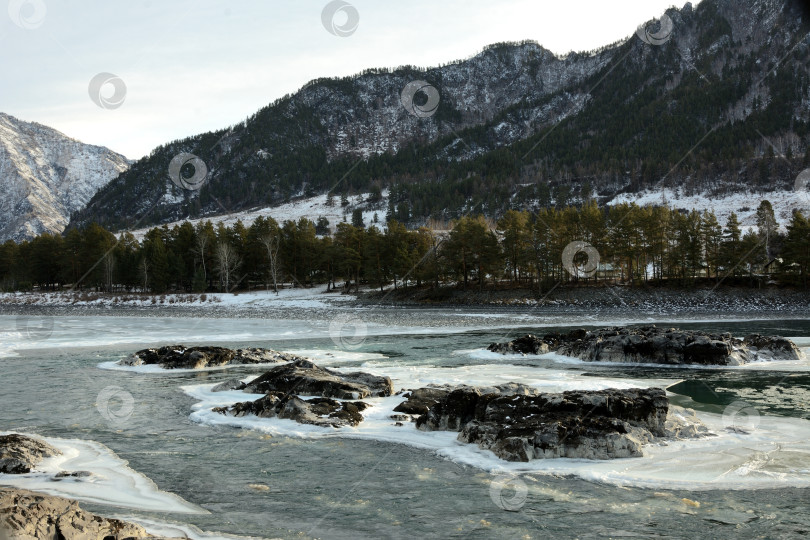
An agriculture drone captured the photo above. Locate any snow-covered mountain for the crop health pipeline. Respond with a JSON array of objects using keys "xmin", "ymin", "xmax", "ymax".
[{"xmin": 0, "ymin": 113, "xmax": 130, "ymax": 242}]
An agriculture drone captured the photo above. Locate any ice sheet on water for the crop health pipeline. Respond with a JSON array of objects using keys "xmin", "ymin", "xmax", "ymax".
[{"xmin": 0, "ymin": 431, "xmax": 203, "ymax": 514}]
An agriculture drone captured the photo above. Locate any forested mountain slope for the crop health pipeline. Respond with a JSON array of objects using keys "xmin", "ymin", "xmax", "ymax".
[{"xmin": 69, "ymin": 0, "xmax": 810, "ymax": 232}]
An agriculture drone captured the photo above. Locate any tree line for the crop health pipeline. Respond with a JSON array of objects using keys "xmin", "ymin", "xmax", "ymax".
[{"xmin": 2, "ymin": 200, "xmax": 809, "ymax": 294}]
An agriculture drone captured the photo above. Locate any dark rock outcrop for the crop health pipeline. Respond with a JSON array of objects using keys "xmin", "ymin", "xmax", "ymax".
[
  {"xmin": 215, "ymin": 392, "xmax": 369, "ymax": 428},
  {"xmin": 243, "ymin": 359, "xmax": 393, "ymax": 399},
  {"xmin": 415, "ymin": 387, "xmax": 675, "ymax": 461},
  {"xmin": 121, "ymin": 345, "xmax": 305, "ymax": 369},
  {"xmin": 488, "ymin": 326, "xmax": 806, "ymax": 365},
  {"xmin": 0, "ymin": 487, "xmax": 182, "ymax": 539},
  {"xmin": 393, "ymin": 387, "xmax": 452, "ymax": 415},
  {"xmin": 0, "ymin": 434, "xmax": 61, "ymax": 474},
  {"xmin": 394, "ymin": 383, "xmax": 542, "ymax": 415}
]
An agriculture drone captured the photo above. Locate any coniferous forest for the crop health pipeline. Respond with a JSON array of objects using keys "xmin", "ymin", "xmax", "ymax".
[{"xmin": 3, "ymin": 200, "xmax": 809, "ymax": 295}]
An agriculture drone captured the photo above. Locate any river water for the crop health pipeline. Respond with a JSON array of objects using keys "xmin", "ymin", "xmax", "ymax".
[{"xmin": 1, "ymin": 310, "xmax": 810, "ymax": 539}]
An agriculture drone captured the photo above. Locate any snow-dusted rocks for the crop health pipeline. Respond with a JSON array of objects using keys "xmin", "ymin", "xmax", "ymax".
[
  {"xmin": 488, "ymin": 326, "xmax": 806, "ymax": 365},
  {"xmin": 214, "ymin": 359, "xmax": 392, "ymax": 427},
  {"xmin": 242, "ymin": 359, "xmax": 394, "ymax": 399},
  {"xmin": 413, "ymin": 387, "xmax": 691, "ymax": 462},
  {"xmin": 121, "ymin": 345, "xmax": 303, "ymax": 369},
  {"xmin": 0, "ymin": 112, "xmax": 129, "ymax": 241},
  {"xmin": 216, "ymin": 393, "xmax": 370, "ymax": 428}
]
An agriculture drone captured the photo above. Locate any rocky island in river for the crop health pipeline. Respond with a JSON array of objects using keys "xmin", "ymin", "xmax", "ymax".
[
  {"xmin": 488, "ymin": 326, "xmax": 806, "ymax": 365},
  {"xmin": 199, "ymin": 346, "xmax": 709, "ymax": 462}
]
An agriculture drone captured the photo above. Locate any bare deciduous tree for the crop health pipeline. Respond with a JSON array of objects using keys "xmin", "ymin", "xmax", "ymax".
[
  {"xmin": 260, "ymin": 233, "xmax": 281, "ymax": 294},
  {"xmin": 139, "ymin": 257, "xmax": 149, "ymax": 292},
  {"xmin": 103, "ymin": 253, "xmax": 115, "ymax": 293},
  {"xmin": 193, "ymin": 232, "xmax": 209, "ymax": 281},
  {"xmin": 215, "ymin": 241, "xmax": 241, "ymax": 292}
]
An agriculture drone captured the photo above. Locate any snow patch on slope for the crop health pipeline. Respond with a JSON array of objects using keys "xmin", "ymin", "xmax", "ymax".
[
  {"xmin": 609, "ymin": 188, "xmax": 810, "ymax": 230},
  {"xmin": 127, "ymin": 191, "xmax": 388, "ymax": 240}
]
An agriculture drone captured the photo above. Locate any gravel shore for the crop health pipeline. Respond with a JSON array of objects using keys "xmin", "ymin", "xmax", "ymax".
[{"xmin": 2, "ymin": 286, "xmax": 809, "ymax": 328}]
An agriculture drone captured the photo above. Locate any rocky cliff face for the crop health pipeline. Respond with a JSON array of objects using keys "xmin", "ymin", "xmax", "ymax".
[{"xmin": 0, "ymin": 113, "xmax": 129, "ymax": 241}]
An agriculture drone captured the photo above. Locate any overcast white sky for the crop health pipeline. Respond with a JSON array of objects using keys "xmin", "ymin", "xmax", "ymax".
[{"xmin": 1, "ymin": 0, "xmax": 693, "ymax": 159}]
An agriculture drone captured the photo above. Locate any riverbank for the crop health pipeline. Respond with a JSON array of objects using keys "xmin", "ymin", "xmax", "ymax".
[
  {"xmin": 2, "ymin": 285, "xmax": 808, "ymax": 323},
  {"xmin": 0, "ymin": 487, "xmax": 183, "ymax": 539}
]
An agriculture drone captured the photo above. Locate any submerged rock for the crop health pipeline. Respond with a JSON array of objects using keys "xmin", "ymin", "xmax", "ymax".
[
  {"xmin": 211, "ymin": 378, "xmax": 247, "ymax": 392},
  {"xmin": 215, "ymin": 392, "xmax": 369, "ymax": 428},
  {"xmin": 121, "ymin": 345, "xmax": 305, "ymax": 369},
  {"xmin": 0, "ymin": 434, "xmax": 61, "ymax": 474},
  {"xmin": 415, "ymin": 387, "xmax": 688, "ymax": 461},
  {"xmin": 0, "ymin": 487, "xmax": 182, "ymax": 539},
  {"xmin": 488, "ymin": 326, "xmax": 806, "ymax": 366},
  {"xmin": 243, "ymin": 359, "xmax": 394, "ymax": 399},
  {"xmin": 486, "ymin": 334, "xmax": 556, "ymax": 355},
  {"xmin": 742, "ymin": 334, "xmax": 805, "ymax": 361}
]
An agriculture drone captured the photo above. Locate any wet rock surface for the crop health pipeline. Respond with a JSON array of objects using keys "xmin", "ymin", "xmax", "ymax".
[
  {"xmin": 243, "ymin": 359, "xmax": 394, "ymax": 399},
  {"xmin": 0, "ymin": 487, "xmax": 180, "ymax": 539},
  {"xmin": 215, "ymin": 392, "xmax": 369, "ymax": 428},
  {"xmin": 488, "ymin": 326, "xmax": 806, "ymax": 365},
  {"xmin": 211, "ymin": 378, "xmax": 248, "ymax": 392},
  {"xmin": 0, "ymin": 434, "xmax": 61, "ymax": 474},
  {"xmin": 394, "ymin": 383, "xmax": 543, "ymax": 415},
  {"xmin": 415, "ymin": 386, "xmax": 683, "ymax": 461},
  {"xmin": 121, "ymin": 345, "xmax": 304, "ymax": 369},
  {"xmin": 213, "ymin": 359, "xmax": 391, "ymax": 428}
]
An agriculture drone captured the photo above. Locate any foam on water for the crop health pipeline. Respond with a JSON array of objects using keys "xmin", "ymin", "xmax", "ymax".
[
  {"xmin": 463, "ymin": 348, "xmax": 810, "ymax": 371},
  {"xmin": 114, "ymin": 516, "xmax": 262, "ymax": 540},
  {"xmin": 337, "ymin": 362, "xmax": 679, "ymax": 392},
  {"xmin": 0, "ymin": 432, "xmax": 203, "ymax": 513}
]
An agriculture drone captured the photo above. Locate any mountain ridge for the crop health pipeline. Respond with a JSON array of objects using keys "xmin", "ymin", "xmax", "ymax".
[
  {"xmin": 68, "ymin": 0, "xmax": 810, "ymax": 233},
  {"xmin": 0, "ymin": 112, "xmax": 130, "ymax": 242}
]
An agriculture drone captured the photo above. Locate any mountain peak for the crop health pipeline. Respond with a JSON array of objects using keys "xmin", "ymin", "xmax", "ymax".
[{"xmin": 0, "ymin": 112, "xmax": 130, "ymax": 242}]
